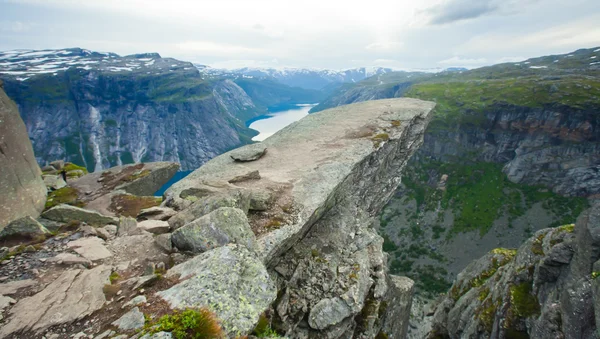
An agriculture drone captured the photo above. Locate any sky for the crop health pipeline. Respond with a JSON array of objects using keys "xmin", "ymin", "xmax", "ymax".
[{"xmin": 1, "ymin": 0, "xmax": 600, "ymax": 70}]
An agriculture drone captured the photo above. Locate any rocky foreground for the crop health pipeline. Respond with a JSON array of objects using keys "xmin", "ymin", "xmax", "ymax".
[{"xmin": 0, "ymin": 97, "xmax": 435, "ymax": 338}]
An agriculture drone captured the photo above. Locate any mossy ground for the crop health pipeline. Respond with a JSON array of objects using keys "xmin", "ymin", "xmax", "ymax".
[{"xmin": 45, "ymin": 186, "xmax": 85, "ymax": 210}]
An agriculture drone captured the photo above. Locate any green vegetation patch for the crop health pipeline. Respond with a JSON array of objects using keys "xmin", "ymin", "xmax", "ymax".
[
  {"xmin": 252, "ymin": 313, "xmax": 279, "ymax": 338},
  {"xmin": 45, "ymin": 186, "xmax": 85, "ymax": 210},
  {"xmin": 398, "ymin": 161, "xmax": 588, "ymax": 237},
  {"xmin": 63, "ymin": 162, "xmax": 89, "ymax": 174},
  {"xmin": 406, "ymin": 76, "xmax": 600, "ymax": 128},
  {"xmin": 450, "ymin": 248, "xmax": 516, "ymax": 301},
  {"xmin": 148, "ymin": 308, "xmax": 224, "ymax": 339},
  {"xmin": 509, "ymin": 281, "xmax": 541, "ymax": 318}
]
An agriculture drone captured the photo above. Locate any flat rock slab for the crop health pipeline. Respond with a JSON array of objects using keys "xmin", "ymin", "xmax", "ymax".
[
  {"xmin": 138, "ymin": 220, "xmax": 170, "ymax": 234},
  {"xmin": 157, "ymin": 244, "xmax": 276, "ymax": 336},
  {"xmin": 165, "ymin": 99, "xmax": 436, "ymax": 260},
  {"xmin": 41, "ymin": 204, "xmax": 118, "ymax": 226},
  {"xmin": 0, "ymin": 265, "xmax": 110, "ymax": 337},
  {"xmin": 48, "ymin": 252, "xmax": 91, "ymax": 266},
  {"xmin": 0, "ymin": 279, "xmax": 37, "ymax": 295},
  {"xmin": 171, "ymin": 207, "xmax": 256, "ymax": 253},
  {"xmin": 67, "ymin": 237, "xmax": 112, "ymax": 261},
  {"xmin": 71, "ymin": 162, "xmax": 179, "ymax": 199}
]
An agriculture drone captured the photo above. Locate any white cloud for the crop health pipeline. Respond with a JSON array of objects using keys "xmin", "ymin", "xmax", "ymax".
[
  {"xmin": 0, "ymin": 20, "xmax": 36, "ymax": 32},
  {"xmin": 175, "ymin": 41, "xmax": 265, "ymax": 57},
  {"xmin": 1, "ymin": 0, "xmax": 599, "ymax": 69},
  {"xmin": 365, "ymin": 41, "xmax": 404, "ymax": 51}
]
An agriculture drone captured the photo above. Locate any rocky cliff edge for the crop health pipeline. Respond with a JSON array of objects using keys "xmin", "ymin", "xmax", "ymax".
[{"xmin": 165, "ymin": 98, "xmax": 435, "ymax": 337}]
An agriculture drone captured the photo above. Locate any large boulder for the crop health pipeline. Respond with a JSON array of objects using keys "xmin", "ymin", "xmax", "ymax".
[
  {"xmin": 168, "ymin": 190, "xmax": 250, "ymax": 230},
  {"xmin": 0, "ymin": 216, "xmax": 49, "ymax": 242},
  {"xmin": 0, "ymin": 81, "xmax": 47, "ymax": 230},
  {"xmin": 157, "ymin": 245, "xmax": 276, "ymax": 336},
  {"xmin": 41, "ymin": 204, "xmax": 118, "ymax": 226},
  {"xmin": 171, "ymin": 207, "xmax": 257, "ymax": 253}
]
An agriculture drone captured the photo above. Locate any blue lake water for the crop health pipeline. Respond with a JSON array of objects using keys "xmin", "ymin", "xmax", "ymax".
[
  {"xmin": 154, "ymin": 104, "xmax": 316, "ymax": 195},
  {"xmin": 248, "ymin": 104, "xmax": 316, "ymax": 141}
]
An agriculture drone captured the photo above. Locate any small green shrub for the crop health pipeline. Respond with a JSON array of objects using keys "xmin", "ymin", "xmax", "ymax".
[
  {"xmin": 253, "ymin": 313, "xmax": 279, "ymax": 338},
  {"xmin": 152, "ymin": 308, "xmax": 223, "ymax": 339},
  {"xmin": 109, "ymin": 272, "xmax": 120, "ymax": 284}
]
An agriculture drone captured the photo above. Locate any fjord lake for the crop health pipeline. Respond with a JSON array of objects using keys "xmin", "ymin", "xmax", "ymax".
[{"xmin": 248, "ymin": 104, "xmax": 317, "ymax": 141}]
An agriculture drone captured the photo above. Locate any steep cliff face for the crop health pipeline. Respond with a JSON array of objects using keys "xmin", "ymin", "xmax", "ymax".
[
  {"xmin": 0, "ymin": 80, "xmax": 47, "ymax": 229},
  {"xmin": 310, "ymin": 48, "xmax": 599, "ymax": 307},
  {"xmin": 429, "ymin": 201, "xmax": 600, "ymax": 339},
  {"xmin": 0, "ymin": 48, "xmax": 323, "ymax": 172},
  {"xmin": 165, "ymin": 98, "xmax": 435, "ymax": 337},
  {"xmin": 415, "ymin": 102, "xmax": 600, "ymax": 197}
]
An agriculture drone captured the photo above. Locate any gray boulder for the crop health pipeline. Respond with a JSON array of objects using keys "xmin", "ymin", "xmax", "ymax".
[
  {"xmin": 0, "ymin": 216, "xmax": 49, "ymax": 240},
  {"xmin": 43, "ymin": 175, "xmax": 67, "ymax": 191},
  {"xmin": 308, "ymin": 297, "xmax": 352, "ymax": 330},
  {"xmin": 168, "ymin": 190, "xmax": 250, "ymax": 230},
  {"xmin": 155, "ymin": 233, "xmax": 173, "ymax": 253},
  {"xmin": 117, "ymin": 217, "xmax": 141, "ymax": 236},
  {"xmin": 157, "ymin": 244, "xmax": 276, "ymax": 336},
  {"xmin": 138, "ymin": 220, "xmax": 170, "ymax": 234},
  {"xmin": 41, "ymin": 204, "xmax": 118, "ymax": 226},
  {"xmin": 137, "ymin": 206, "xmax": 177, "ymax": 221},
  {"xmin": 111, "ymin": 307, "xmax": 145, "ymax": 331},
  {"xmin": 49, "ymin": 160, "xmax": 65, "ymax": 170},
  {"xmin": 229, "ymin": 144, "xmax": 267, "ymax": 162},
  {"xmin": 0, "ymin": 82, "xmax": 47, "ymax": 230},
  {"xmin": 171, "ymin": 207, "xmax": 257, "ymax": 253}
]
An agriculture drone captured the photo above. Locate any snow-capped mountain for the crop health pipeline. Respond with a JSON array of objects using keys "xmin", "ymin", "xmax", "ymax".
[
  {"xmin": 0, "ymin": 48, "xmax": 322, "ymax": 172},
  {"xmin": 195, "ymin": 66, "xmax": 396, "ymax": 90},
  {"xmin": 0, "ymin": 48, "xmax": 199, "ymax": 81}
]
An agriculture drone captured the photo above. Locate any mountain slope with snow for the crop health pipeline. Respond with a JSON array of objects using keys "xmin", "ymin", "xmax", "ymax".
[{"xmin": 0, "ymin": 48, "xmax": 322, "ymax": 171}]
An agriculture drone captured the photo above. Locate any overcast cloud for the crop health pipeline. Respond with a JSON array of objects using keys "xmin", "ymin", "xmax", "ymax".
[{"xmin": 0, "ymin": 0, "xmax": 599, "ymax": 70}]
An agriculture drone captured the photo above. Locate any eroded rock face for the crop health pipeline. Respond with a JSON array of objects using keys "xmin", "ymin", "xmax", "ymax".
[
  {"xmin": 0, "ymin": 81, "xmax": 47, "ymax": 230},
  {"xmin": 165, "ymin": 98, "xmax": 435, "ymax": 338},
  {"xmin": 429, "ymin": 202, "xmax": 600, "ymax": 339}
]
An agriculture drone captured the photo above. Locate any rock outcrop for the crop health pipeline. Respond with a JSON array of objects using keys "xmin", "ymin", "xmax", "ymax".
[
  {"xmin": 0, "ymin": 80, "xmax": 46, "ymax": 230},
  {"xmin": 165, "ymin": 98, "xmax": 435, "ymax": 337},
  {"xmin": 45, "ymin": 161, "xmax": 179, "ymax": 217},
  {"xmin": 0, "ymin": 265, "xmax": 111, "ymax": 337},
  {"xmin": 429, "ymin": 201, "xmax": 600, "ymax": 339}
]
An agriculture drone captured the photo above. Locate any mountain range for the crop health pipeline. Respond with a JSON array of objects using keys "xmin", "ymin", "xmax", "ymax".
[{"xmin": 0, "ymin": 48, "xmax": 323, "ymax": 171}]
